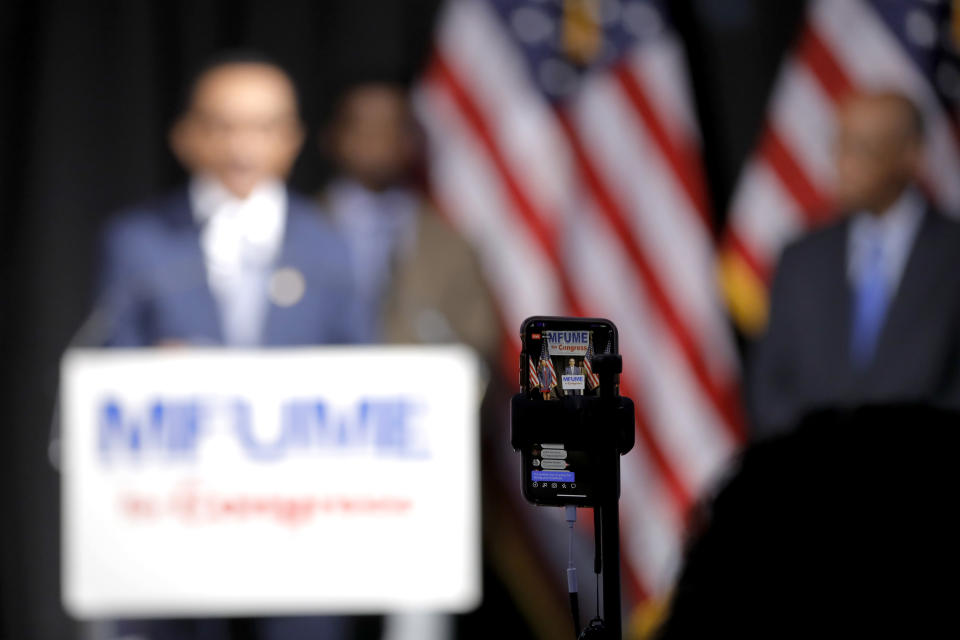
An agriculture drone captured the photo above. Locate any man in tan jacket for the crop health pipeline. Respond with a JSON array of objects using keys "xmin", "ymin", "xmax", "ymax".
[
  {"xmin": 320, "ymin": 81, "xmax": 500, "ymax": 364},
  {"xmin": 318, "ymin": 81, "xmax": 502, "ymax": 640}
]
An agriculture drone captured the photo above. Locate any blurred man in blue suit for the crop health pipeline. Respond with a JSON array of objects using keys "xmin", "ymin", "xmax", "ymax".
[
  {"xmin": 99, "ymin": 53, "xmax": 366, "ymax": 350},
  {"xmin": 98, "ymin": 53, "xmax": 369, "ymax": 640}
]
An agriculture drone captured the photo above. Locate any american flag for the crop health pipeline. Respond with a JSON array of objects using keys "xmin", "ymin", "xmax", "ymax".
[
  {"xmin": 720, "ymin": 0, "xmax": 960, "ymax": 334},
  {"xmin": 583, "ymin": 334, "xmax": 600, "ymax": 390},
  {"xmin": 538, "ymin": 336, "xmax": 558, "ymax": 395},
  {"xmin": 414, "ymin": 0, "xmax": 743, "ymax": 621},
  {"xmin": 528, "ymin": 352, "xmax": 541, "ymax": 389}
]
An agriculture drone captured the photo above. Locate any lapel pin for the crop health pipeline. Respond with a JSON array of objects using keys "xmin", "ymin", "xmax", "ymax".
[{"xmin": 268, "ymin": 267, "xmax": 306, "ymax": 307}]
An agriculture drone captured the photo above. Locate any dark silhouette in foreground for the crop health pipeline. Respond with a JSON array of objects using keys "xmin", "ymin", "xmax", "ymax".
[{"xmin": 659, "ymin": 404, "xmax": 959, "ymax": 637}]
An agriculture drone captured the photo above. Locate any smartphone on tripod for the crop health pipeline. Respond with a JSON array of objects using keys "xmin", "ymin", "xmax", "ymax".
[{"xmin": 518, "ymin": 316, "xmax": 619, "ymax": 507}]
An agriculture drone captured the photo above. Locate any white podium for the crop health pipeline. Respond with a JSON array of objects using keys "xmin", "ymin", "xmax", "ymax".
[{"xmin": 60, "ymin": 347, "xmax": 481, "ymax": 618}]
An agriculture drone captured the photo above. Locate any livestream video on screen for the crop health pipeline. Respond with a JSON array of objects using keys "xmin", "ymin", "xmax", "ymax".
[{"xmin": 528, "ymin": 329, "xmax": 608, "ymax": 399}]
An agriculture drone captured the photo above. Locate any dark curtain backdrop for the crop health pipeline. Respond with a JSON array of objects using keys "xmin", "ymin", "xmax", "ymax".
[{"xmin": 0, "ymin": 1, "xmax": 804, "ymax": 638}]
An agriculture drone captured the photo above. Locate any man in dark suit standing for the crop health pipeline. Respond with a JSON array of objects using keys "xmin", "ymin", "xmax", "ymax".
[
  {"xmin": 98, "ymin": 54, "xmax": 369, "ymax": 640},
  {"xmin": 749, "ymin": 90, "xmax": 960, "ymax": 438}
]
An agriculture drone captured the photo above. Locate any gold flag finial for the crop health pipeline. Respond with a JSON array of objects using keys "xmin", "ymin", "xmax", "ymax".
[
  {"xmin": 562, "ymin": 0, "xmax": 602, "ymax": 66},
  {"xmin": 953, "ymin": 0, "xmax": 960, "ymax": 49}
]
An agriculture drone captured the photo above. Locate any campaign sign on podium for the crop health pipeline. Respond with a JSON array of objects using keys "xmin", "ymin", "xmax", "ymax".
[{"xmin": 61, "ymin": 347, "xmax": 481, "ymax": 617}]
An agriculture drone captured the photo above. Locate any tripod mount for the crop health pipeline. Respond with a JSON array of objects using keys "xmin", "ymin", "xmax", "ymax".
[{"xmin": 511, "ymin": 354, "xmax": 635, "ymax": 639}]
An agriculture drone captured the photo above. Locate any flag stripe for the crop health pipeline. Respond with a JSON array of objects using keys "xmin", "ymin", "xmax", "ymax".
[
  {"xmin": 759, "ymin": 127, "xmax": 830, "ymax": 221},
  {"xmin": 557, "ymin": 111, "xmax": 744, "ymax": 443},
  {"xmin": 631, "ymin": 388, "xmax": 692, "ymax": 514},
  {"xmin": 612, "ymin": 61, "xmax": 712, "ymax": 230},
  {"xmin": 564, "ymin": 196, "xmax": 712, "ymax": 512},
  {"xmin": 618, "ymin": 433, "xmax": 685, "ymax": 595},
  {"xmin": 769, "ymin": 62, "xmax": 839, "ymax": 196},
  {"xmin": 619, "ymin": 535, "xmax": 651, "ymax": 603},
  {"xmin": 571, "ymin": 71, "xmax": 739, "ymax": 382},
  {"xmin": 429, "ymin": 56, "xmax": 562, "ymax": 271},
  {"xmin": 797, "ymin": 26, "xmax": 856, "ymax": 104},
  {"xmin": 730, "ymin": 161, "xmax": 807, "ymax": 264}
]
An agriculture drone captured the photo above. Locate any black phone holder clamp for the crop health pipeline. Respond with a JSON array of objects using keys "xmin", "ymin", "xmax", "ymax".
[
  {"xmin": 510, "ymin": 354, "xmax": 635, "ymax": 640},
  {"xmin": 510, "ymin": 354, "xmax": 635, "ymax": 464}
]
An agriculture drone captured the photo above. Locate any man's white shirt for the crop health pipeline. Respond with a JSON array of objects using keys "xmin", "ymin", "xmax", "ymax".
[
  {"xmin": 847, "ymin": 187, "xmax": 925, "ymax": 294},
  {"xmin": 190, "ymin": 175, "xmax": 287, "ymax": 346}
]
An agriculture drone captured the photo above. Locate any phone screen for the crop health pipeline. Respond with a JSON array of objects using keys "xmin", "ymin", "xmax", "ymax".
[
  {"xmin": 521, "ymin": 317, "xmax": 618, "ymax": 399},
  {"xmin": 519, "ymin": 317, "xmax": 618, "ymax": 506}
]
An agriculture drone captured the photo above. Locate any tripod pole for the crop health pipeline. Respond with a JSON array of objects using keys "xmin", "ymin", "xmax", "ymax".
[
  {"xmin": 599, "ymin": 453, "xmax": 622, "ymax": 638},
  {"xmin": 595, "ymin": 354, "xmax": 624, "ymax": 639}
]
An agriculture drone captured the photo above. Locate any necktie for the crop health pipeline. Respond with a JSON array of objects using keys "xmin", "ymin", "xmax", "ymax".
[{"xmin": 850, "ymin": 229, "xmax": 888, "ymax": 367}]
